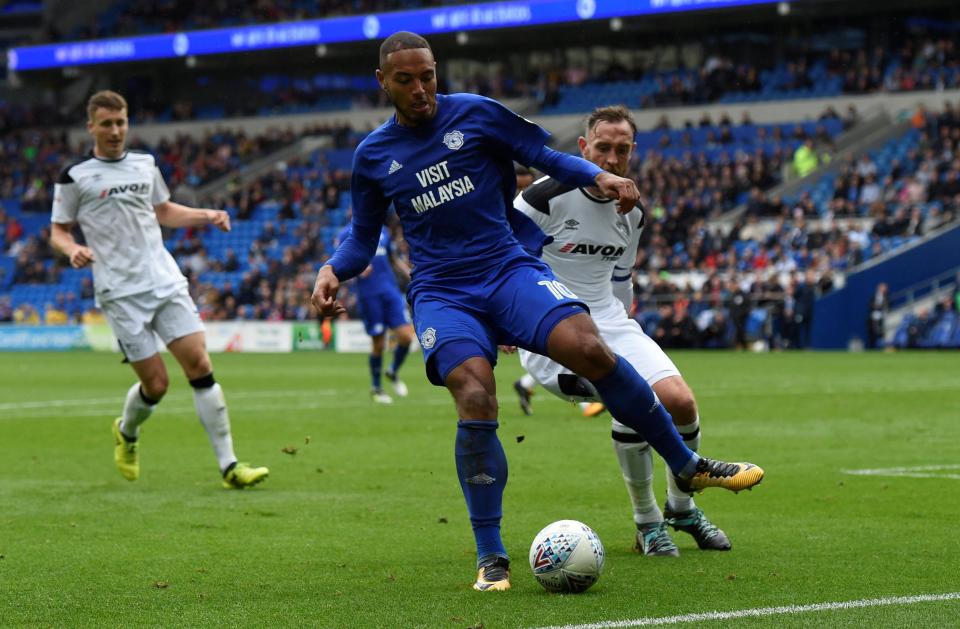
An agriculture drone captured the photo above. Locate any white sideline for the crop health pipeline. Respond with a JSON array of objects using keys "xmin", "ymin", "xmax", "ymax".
[
  {"xmin": 529, "ymin": 592, "xmax": 960, "ymax": 629},
  {"xmin": 0, "ymin": 388, "xmax": 340, "ymax": 411},
  {"xmin": 0, "ymin": 389, "xmax": 453, "ymax": 420},
  {"xmin": 843, "ymin": 465, "xmax": 960, "ymax": 480}
]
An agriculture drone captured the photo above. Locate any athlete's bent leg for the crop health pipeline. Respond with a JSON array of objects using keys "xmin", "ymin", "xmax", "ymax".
[
  {"xmin": 121, "ymin": 354, "xmax": 168, "ymax": 439},
  {"xmin": 546, "ymin": 313, "xmax": 697, "ymax": 477},
  {"xmin": 112, "ymin": 354, "xmax": 168, "ymax": 480},
  {"xmin": 654, "ymin": 376, "xmax": 700, "ymax": 510},
  {"xmin": 386, "ymin": 324, "xmax": 413, "ymax": 397},
  {"xmin": 444, "ymin": 354, "xmax": 510, "ymax": 590},
  {"xmin": 167, "ymin": 332, "xmax": 267, "ymax": 487},
  {"xmin": 369, "ymin": 333, "xmax": 390, "ymax": 401}
]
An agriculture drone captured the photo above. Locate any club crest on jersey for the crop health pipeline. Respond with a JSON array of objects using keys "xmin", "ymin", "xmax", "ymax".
[
  {"xmin": 420, "ymin": 327, "xmax": 437, "ymax": 349},
  {"xmin": 442, "ymin": 130, "xmax": 464, "ymax": 150}
]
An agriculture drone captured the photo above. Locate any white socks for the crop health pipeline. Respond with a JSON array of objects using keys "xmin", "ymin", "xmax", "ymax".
[
  {"xmin": 666, "ymin": 416, "xmax": 701, "ymax": 513},
  {"xmin": 120, "ymin": 383, "xmax": 156, "ymax": 439},
  {"xmin": 192, "ymin": 382, "xmax": 237, "ymax": 473},
  {"xmin": 612, "ymin": 421, "xmax": 661, "ymax": 525},
  {"xmin": 519, "ymin": 373, "xmax": 537, "ymax": 391}
]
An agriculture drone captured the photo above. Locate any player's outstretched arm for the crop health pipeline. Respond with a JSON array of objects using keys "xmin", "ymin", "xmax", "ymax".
[
  {"xmin": 50, "ymin": 222, "xmax": 95, "ymax": 268},
  {"xmin": 155, "ymin": 201, "xmax": 231, "ymax": 231},
  {"xmin": 527, "ymin": 145, "xmax": 638, "ymax": 214}
]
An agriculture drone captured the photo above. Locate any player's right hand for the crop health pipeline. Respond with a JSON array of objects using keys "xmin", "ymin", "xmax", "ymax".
[
  {"xmin": 595, "ymin": 172, "xmax": 639, "ymax": 214},
  {"xmin": 208, "ymin": 210, "xmax": 231, "ymax": 232},
  {"xmin": 311, "ymin": 265, "xmax": 346, "ymax": 318},
  {"xmin": 69, "ymin": 245, "xmax": 95, "ymax": 268}
]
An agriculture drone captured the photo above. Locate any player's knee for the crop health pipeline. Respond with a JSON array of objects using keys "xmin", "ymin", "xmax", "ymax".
[
  {"xmin": 662, "ymin": 384, "xmax": 697, "ymax": 424},
  {"xmin": 669, "ymin": 393, "xmax": 698, "ymax": 424},
  {"xmin": 142, "ymin": 373, "xmax": 169, "ymax": 400},
  {"xmin": 569, "ymin": 333, "xmax": 616, "ymax": 379},
  {"xmin": 395, "ymin": 326, "xmax": 414, "ymax": 346},
  {"xmin": 455, "ymin": 382, "xmax": 498, "ymax": 418},
  {"xmin": 186, "ymin": 354, "xmax": 213, "ymax": 380}
]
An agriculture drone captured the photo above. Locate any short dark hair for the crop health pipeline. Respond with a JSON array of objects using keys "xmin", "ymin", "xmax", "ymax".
[
  {"xmin": 87, "ymin": 90, "xmax": 127, "ymax": 121},
  {"xmin": 379, "ymin": 31, "xmax": 432, "ymax": 69},
  {"xmin": 586, "ymin": 105, "xmax": 637, "ymax": 137}
]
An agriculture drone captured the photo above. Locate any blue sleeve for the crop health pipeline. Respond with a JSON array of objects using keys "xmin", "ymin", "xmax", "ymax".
[
  {"xmin": 475, "ymin": 96, "xmax": 551, "ymax": 164},
  {"xmin": 326, "ymin": 222, "xmax": 380, "ymax": 281},
  {"xmin": 334, "ymin": 225, "xmax": 351, "ymax": 247},
  {"xmin": 508, "ymin": 206, "xmax": 553, "ymax": 257},
  {"xmin": 325, "ymin": 150, "xmax": 387, "ymax": 281},
  {"xmin": 529, "ymin": 144, "xmax": 602, "ymax": 188}
]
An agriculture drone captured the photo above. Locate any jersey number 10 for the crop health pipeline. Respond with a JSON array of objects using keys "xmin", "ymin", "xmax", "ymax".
[{"xmin": 538, "ymin": 280, "xmax": 578, "ymax": 300}]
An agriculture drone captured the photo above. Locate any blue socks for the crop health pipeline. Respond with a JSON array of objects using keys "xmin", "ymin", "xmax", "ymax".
[
  {"xmin": 590, "ymin": 356, "xmax": 698, "ymax": 476},
  {"xmin": 369, "ymin": 354, "xmax": 383, "ymax": 390},
  {"xmin": 455, "ymin": 420, "xmax": 508, "ymax": 564},
  {"xmin": 390, "ymin": 343, "xmax": 410, "ymax": 375}
]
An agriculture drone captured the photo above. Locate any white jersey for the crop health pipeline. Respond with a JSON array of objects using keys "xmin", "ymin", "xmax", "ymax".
[
  {"xmin": 514, "ymin": 176, "xmax": 643, "ymax": 320},
  {"xmin": 51, "ymin": 151, "xmax": 185, "ymax": 303},
  {"xmin": 516, "ymin": 176, "xmax": 679, "ymax": 406}
]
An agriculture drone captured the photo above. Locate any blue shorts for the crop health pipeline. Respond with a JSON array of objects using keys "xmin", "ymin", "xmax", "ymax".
[
  {"xmin": 410, "ymin": 256, "xmax": 587, "ymax": 386},
  {"xmin": 358, "ymin": 289, "xmax": 410, "ymax": 337}
]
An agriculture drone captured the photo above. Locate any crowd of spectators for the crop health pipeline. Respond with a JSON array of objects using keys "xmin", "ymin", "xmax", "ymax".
[
  {"xmin": 535, "ymin": 29, "xmax": 960, "ymax": 113},
  {"xmin": 5, "ymin": 96, "xmax": 960, "ymax": 352}
]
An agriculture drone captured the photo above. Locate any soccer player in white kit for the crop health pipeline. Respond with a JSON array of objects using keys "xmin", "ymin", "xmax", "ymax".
[
  {"xmin": 516, "ymin": 106, "xmax": 730, "ymax": 555},
  {"xmin": 49, "ymin": 90, "xmax": 268, "ymax": 489}
]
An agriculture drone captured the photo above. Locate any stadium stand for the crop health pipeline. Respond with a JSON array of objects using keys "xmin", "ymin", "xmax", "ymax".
[{"xmin": 4, "ymin": 3, "xmax": 960, "ymax": 350}]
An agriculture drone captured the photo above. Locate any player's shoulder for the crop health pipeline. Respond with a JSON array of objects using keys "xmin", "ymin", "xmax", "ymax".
[
  {"xmin": 447, "ymin": 92, "xmax": 512, "ymax": 116},
  {"xmin": 446, "ymin": 92, "xmax": 489, "ymax": 107},
  {"xmin": 125, "ymin": 149, "xmax": 157, "ymax": 165},
  {"xmin": 519, "ymin": 176, "xmax": 575, "ymax": 215},
  {"xmin": 57, "ymin": 155, "xmax": 97, "ymax": 184},
  {"xmin": 354, "ymin": 121, "xmax": 393, "ymax": 160}
]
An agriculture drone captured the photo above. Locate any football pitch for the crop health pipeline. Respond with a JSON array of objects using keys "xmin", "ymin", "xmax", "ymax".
[{"xmin": 1, "ymin": 350, "xmax": 958, "ymax": 628}]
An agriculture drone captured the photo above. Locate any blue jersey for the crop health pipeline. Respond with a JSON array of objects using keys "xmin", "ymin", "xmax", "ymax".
[
  {"xmin": 349, "ymin": 93, "xmax": 550, "ymax": 290},
  {"xmin": 337, "ymin": 225, "xmax": 399, "ymax": 297}
]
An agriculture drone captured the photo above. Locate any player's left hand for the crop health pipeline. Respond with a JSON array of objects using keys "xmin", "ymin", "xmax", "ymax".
[
  {"xmin": 594, "ymin": 172, "xmax": 639, "ymax": 214},
  {"xmin": 312, "ymin": 265, "xmax": 346, "ymax": 318},
  {"xmin": 208, "ymin": 210, "xmax": 231, "ymax": 232}
]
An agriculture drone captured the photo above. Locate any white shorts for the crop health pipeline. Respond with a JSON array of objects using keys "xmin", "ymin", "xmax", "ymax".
[
  {"xmin": 101, "ymin": 284, "xmax": 204, "ymax": 362},
  {"xmin": 519, "ymin": 312, "xmax": 680, "ymax": 404}
]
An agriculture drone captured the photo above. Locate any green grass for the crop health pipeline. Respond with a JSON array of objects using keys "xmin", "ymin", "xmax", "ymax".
[{"xmin": 1, "ymin": 350, "xmax": 959, "ymax": 628}]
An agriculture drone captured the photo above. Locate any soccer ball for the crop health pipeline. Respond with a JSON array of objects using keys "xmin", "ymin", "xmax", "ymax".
[{"xmin": 528, "ymin": 519, "xmax": 604, "ymax": 593}]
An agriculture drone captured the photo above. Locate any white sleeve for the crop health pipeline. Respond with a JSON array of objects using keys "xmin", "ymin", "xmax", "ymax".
[
  {"xmin": 151, "ymin": 166, "xmax": 171, "ymax": 205},
  {"xmin": 51, "ymin": 180, "xmax": 80, "ymax": 224},
  {"xmin": 611, "ymin": 211, "xmax": 643, "ymax": 314},
  {"xmin": 514, "ymin": 191, "xmax": 561, "ymax": 238}
]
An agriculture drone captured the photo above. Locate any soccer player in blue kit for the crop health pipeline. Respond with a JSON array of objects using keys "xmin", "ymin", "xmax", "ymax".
[
  {"xmin": 312, "ymin": 32, "xmax": 764, "ymax": 592},
  {"xmin": 336, "ymin": 223, "xmax": 414, "ymax": 403}
]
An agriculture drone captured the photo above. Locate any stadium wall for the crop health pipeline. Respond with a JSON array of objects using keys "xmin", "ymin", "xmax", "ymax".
[
  {"xmin": 0, "ymin": 320, "xmax": 418, "ymax": 354},
  {"xmin": 811, "ymin": 223, "xmax": 960, "ymax": 349}
]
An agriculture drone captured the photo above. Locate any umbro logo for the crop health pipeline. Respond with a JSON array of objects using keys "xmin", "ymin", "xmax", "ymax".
[
  {"xmin": 563, "ymin": 219, "xmax": 580, "ymax": 230},
  {"xmin": 466, "ymin": 473, "xmax": 496, "ymax": 485},
  {"xmin": 388, "ymin": 160, "xmax": 403, "ymax": 175}
]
